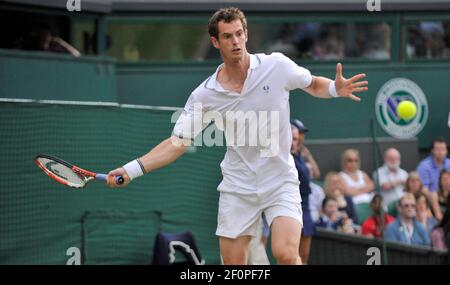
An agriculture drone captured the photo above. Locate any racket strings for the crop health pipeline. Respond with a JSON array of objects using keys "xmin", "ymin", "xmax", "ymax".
[{"xmin": 36, "ymin": 157, "xmax": 86, "ymax": 187}]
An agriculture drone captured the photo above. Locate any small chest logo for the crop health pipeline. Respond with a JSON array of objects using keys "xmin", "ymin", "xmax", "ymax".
[{"xmin": 263, "ymin": 85, "xmax": 270, "ymax": 93}]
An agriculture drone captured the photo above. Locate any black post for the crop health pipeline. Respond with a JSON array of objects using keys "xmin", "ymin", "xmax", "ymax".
[{"xmin": 370, "ymin": 118, "xmax": 389, "ymax": 265}]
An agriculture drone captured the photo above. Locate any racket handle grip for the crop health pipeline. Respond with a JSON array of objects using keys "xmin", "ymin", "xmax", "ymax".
[
  {"xmin": 96, "ymin": 174, "xmax": 124, "ymax": 185},
  {"xmin": 115, "ymin": 176, "xmax": 124, "ymax": 185}
]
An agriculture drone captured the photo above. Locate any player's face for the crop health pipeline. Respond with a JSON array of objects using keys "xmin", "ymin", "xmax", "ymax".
[
  {"xmin": 211, "ymin": 19, "xmax": 248, "ymax": 62},
  {"xmin": 432, "ymin": 142, "xmax": 448, "ymax": 161}
]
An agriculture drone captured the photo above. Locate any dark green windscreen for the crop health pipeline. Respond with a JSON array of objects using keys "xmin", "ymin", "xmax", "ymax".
[{"xmin": 0, "ymin": 102, "xmax": 225, "ymax": 264}]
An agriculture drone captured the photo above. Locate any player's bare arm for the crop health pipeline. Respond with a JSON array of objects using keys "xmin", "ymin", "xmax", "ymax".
[
  {"xmin": 106, "ymin": 136, "xmax": 188, "ymax": 187},
  {"xmin": 304, "ymin": 63, "xmax": 368, "ymax": 101}
]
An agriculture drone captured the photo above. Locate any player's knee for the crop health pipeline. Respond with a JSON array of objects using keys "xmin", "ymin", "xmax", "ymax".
[
  {"xmin": 272, "ymin": 243, "xmax": 298, "ymax": 265},
  {"xmin": 222, "ymin": 253, "xmax": 247, "ymax": 265}
]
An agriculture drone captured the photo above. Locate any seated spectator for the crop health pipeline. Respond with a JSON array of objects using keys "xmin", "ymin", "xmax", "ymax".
[
  {"xmin": 316, "ymin": 197, "xmax": 359, "ymax": 234},
  {"xmin": 438, "ymin": 170, "xmax": 450, "ymax": 214},
  {"xmin": 316, "ymin": 198, "xmax": 341, "ymax": 231},
  {"xmin": 417, "ymin": 137, "xmax": 450, "ymax": 218},
  {"xmin": 339, "ymin": 149, "xmax": 375, "ymax": 204},
  {"xmin": 373, "ymin": 148, "xmax": 408, "ymax": 208},
  {"xmin": 19, "ymin": 23, "xmax": 80, "ymax": 56},
  {"xmin": 405, "ymin": 171, "xmax": 441, "ymax": 221},
  {"xmin": 416, "ymin": 193, "xmax": 437, "ymax": 236},
  {"xmin": 404, "ymin": 171, "xmax": 430, "ymax": 198},
  {"xmin": 385, "ymin": 193, "xmax": 430, "ymax": 246},
  {"xmin": 291, "ymin": 119, "xmax": 316, "ymax": 264},
  {"xmin": 431, "ymin": 195, "xmax": 450, "ymax": 250},
  {"xmin": 324, "ymin": 172, "xmax": 358, "ymax": 223},
  {"xmin": 361, "ymin": 194, "xmax": 395, "ymax": 239},
  {"xmin": 291, "ymin": 118, "xmax": 321, "ymax": 180}
]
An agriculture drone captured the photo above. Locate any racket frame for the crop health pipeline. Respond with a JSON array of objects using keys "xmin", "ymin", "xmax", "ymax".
[{"xmin": 35, "ymin": 154, "xmax": 107, "ymax": 188}]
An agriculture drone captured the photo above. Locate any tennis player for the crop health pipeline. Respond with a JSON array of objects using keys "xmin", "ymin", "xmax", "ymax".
[{"xmin": 107, "ymin": 7, "xmax": 368, "ymax": 265}]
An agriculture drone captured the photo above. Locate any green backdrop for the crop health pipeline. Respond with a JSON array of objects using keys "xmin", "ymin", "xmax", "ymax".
[{"xmin": 0, "ymin": 102, "xmax": 225, "ymax": 264}]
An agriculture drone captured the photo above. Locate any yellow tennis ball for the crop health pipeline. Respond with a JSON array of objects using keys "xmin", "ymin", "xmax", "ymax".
[{"xmin": 396, "ymin": 100, "xmax": 417, "ymax": 121}]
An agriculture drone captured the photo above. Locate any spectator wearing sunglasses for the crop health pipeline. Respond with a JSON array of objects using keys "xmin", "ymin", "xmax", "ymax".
[
  {"xmin": 339, "ymin": 149, "xmax": 375, "ymax": 205},
  {"xmin": 385, "ymin": 193, "xmax": 430, "ymax": 246}
]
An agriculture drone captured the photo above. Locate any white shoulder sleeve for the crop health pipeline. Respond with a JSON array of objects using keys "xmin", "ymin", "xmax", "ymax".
[
  {"xmin": 172, "ymin": 93, "xmax": 209, "ymax": 140},
  {"xmin": 274, "ymin": 52, "xmax": 313, "ymax": 91}
]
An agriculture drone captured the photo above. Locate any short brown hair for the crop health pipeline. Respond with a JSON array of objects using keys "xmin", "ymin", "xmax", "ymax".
[
  {"xmin": 208, "ymin": 7, "xmax": 247, "ymax": 39},
  {"xmin": 431, "ymin": 136, "xmax": 447, "ymax": 150}
]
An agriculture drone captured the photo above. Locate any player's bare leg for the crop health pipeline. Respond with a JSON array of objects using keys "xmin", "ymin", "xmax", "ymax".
[
  {"xmin": 219, "ymin": 235, "xmax": 252, "ymax": 265},
  {"xmin": 299, "ymin": 236, "xmax": 312, "ymax": 265},
  {"xmin": 271, "ymin": 216, "xmax": 302, "ymax": 265}
]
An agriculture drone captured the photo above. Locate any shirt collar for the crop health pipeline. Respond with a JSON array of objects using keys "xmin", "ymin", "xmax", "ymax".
[
  {"xmin": 204, "ymin": 53, "xmax": 260, "ymax": 91},
  {"xmin": 249, "ymin": 53, "xmax": 261, "ymax": 69}
]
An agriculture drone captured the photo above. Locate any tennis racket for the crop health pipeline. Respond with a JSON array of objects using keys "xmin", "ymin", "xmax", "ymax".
[{"xmin": 35, "ymin": 154, "xmax": 124, "ymax": 188}]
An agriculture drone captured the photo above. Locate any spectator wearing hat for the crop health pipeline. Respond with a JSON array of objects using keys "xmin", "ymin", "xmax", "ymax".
[
  {"xmin": 291, "ymin": 119, "xmax": 320, "ymax": 179},
  {"xmin": 291, "ymin": 119, "xmax": 318, "ymax": 264},
  {"xmin": 292, "ymin": 119, "xmax": 325, "ymax": 223}
]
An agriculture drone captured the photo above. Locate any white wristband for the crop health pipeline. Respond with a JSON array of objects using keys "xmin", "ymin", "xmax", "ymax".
[
  {"xmin": 122, "ymin": 159, "xmax": 145, "ymax": 181},
  {"xmin": 328, "ymin": 81, "xmax": 339, "ymax": 98}
]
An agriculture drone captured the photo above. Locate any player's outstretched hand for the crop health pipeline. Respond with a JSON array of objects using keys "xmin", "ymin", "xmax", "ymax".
[
  {"xmin": 106, "ymin": 167, "xmax": 130, "ymax": 188},
  {"xmin": 334, "ymin": 63, "xmax": 368, "ymax": 102}
]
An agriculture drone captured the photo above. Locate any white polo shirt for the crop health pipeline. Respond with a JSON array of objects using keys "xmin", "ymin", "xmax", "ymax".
[{"xmin": 173, "ymin": 52, "xmax": 313, "ymax": 194}]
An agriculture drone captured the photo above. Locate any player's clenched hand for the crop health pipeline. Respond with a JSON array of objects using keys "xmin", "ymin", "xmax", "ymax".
[
  {"xmin": 334, "ymin": 63, "xmax": 368, "ymax": 102},
  {"xmin": 106, "ymin": 167, "xmax": 130, "ymax": 188}
]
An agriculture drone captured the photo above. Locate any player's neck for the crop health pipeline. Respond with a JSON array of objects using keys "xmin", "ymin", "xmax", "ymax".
[{"xmin": 221, "ymin": 53, "xmax": 250, "ymax": 83}]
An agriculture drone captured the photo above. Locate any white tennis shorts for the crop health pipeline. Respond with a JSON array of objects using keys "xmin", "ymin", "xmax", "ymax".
[{"xmin": 216, "ymin": 182, "xmax": 303, "ymax": 238}]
